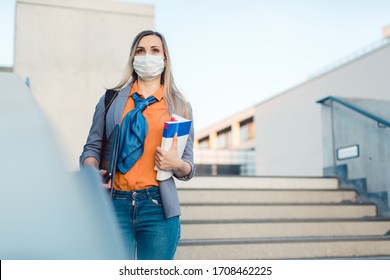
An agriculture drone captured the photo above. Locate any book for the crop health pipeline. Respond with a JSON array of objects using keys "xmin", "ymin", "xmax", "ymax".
[{"xmin": 155, "ymin": 114, "xmax": 192, "ymax": 181}]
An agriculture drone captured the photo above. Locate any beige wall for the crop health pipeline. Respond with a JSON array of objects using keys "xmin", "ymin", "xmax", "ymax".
[
  {"xmin": 255, "ymin": 42, "xmax": 390, "ymax": 176},
  {"xmin": 195, "ymin": 107, "xmax": 255, "ymax": 148},
  {"xmin": 14, "ymin": 0, "xmax": 154, "ymax": 170}
]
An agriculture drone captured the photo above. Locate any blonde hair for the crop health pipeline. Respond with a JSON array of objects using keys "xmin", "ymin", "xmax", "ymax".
[{"xmin": 113, "ymin": 30, "xmax": 189, "ymax": 118}]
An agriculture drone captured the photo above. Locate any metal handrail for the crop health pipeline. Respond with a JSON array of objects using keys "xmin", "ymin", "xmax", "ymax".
[{"xmin": 317, "ymin": 96, "xmax": 390, "ymax": 128}]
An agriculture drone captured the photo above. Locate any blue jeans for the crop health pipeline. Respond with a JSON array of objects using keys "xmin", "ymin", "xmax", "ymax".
[{"xmin": 111, "ymin": 187, "xmax": 180, "ymax": 260}]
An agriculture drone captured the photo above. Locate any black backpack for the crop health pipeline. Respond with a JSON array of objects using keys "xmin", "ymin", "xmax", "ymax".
[{"xmin": 102, "ymin": 89, "xmax": 119, "ymax": 148}]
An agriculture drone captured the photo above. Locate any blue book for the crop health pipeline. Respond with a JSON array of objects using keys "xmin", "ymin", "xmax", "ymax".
[{"xmin": 155, "ymin": 114, "xmax": 192, "ymax": 181}]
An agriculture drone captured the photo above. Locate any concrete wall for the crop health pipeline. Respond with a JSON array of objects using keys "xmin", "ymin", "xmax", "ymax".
[
  {"xmin": 320, "ymin": 97, "xmax": 390, "ymax": 197},
  {"xmin": 14, "ymin": 0, "xmax": 154, "ymax": 170},
  {"xmin": 255, "ymin": 41, "xmax": 390, "ymax": 176},
  {"xmin": 0, "ymin": 73, "xmax": 128, "ymax": 259}
]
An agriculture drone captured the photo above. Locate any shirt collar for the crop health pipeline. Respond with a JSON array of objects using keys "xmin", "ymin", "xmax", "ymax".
[{"xmin": 130, "ymin": 80, "xmax": 164, "ymax": 101}]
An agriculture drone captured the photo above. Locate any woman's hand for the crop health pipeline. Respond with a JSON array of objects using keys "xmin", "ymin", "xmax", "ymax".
[
  {"xmin": 155, "ymin": 133, "xmax": 182, "ymax": 170},
  {"xmin": 155, "ymin": 133, "xmax": 191, "ymax": 178},
  {"xmin": 83, "ymin": 157, "xmax": 111, "ymax": 189},
  {"xmin": 99, "ymin": 169, "xmax": 112, "ymax": 190}
]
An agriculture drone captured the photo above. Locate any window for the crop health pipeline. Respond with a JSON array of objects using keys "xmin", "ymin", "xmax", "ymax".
[
  {"xmin": 198, "ymin": 136, "xmax": 210, "ymax": 149},
  {"xmin": 240, "ymin": 117, "xmax": 254, "ymax": 141},
  {"xmin": 217, "ymin": 127, "xmax": 232, "ymax": 149}
]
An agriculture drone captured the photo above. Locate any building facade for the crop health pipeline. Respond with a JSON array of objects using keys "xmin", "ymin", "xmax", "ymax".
[
  {"xmin": 194, "ymin": 107, "xmax": 256, "ymax": 175},
  {"xmin": 255, "ymin": 36, "xmax": 390, "ymax": 177},
  {"xmin": 195, "ymin": 27, "xmax": 390, "ymax": 179},
  {"xmin": 13, "ymin": 0, "xmax": 154, "ymax": 170}
]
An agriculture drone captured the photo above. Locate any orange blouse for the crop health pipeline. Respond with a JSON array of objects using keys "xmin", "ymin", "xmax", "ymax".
[{"xmin": 113, "ymin": 81, "xmax": 170, "ymax": 191}]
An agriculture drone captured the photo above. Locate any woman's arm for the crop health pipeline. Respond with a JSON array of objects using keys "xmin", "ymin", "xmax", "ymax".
[
  {"xmin": 79, "ymin": 95, "xmax": 106, "ymax": 168},
  {"xmin": 83, "ymin": 156, "xmax": 99, "ymax": 169},
  {"xmin": 155, "ymin": 103, "xmax": 195, "ymax": 180},
  {"xmin": 155, "ymin": 134, "xmax": 192, "ymax": 178}
]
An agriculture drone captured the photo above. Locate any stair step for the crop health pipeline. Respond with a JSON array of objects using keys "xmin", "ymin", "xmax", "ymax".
[
  {"xmin": 176, "ymin": 176, "xmax": 339, "ymax": 189},
  {"xmin": 175, "ymin": 176, "xmax": 388, "ymax": 259},
  {"xmin": 175, "ymin": 236, "xmax": 390, "ymax": 259},
  {"xmin": 178, "ymin": 189, "xmax": 357, "ymax": 204},
  {"xmin": 181, "ymin": 219, "xmax": 390, "ymax": 239},
  {"xmin": 181, "ymin": 204, "xmax": 377, "ymax": 220}
]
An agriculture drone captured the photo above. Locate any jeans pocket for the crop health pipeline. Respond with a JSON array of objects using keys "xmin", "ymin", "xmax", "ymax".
[{"xmin": 148, "ymin": 193, "xmax": 163, "ymax": 207}]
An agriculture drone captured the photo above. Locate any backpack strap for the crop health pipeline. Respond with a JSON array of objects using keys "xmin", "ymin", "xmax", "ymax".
[
  {"xmin": 101, "ymin": 89, "xmax": 119, "ymax": 162},
  {"xmin": 104, "ymin": 89, "xmax": 119, "ymax": 112}
]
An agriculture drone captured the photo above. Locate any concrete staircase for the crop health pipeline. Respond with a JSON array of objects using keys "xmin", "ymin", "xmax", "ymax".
[{"xmin": 175, "ymin": 176, "xmax": 390, "ymax": 259}]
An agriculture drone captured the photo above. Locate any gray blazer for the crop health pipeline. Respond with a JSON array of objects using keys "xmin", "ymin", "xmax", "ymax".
[{"xmin": 80, "ymin": 83, "xmax": 195, "ymax": 218}]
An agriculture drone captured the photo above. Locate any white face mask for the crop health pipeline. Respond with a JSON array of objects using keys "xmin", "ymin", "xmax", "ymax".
[{"xmin": 133, "ymin": 54, "xmax": 165, "ymax": 81}]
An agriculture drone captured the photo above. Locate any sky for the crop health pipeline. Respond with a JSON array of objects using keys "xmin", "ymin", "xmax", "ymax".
[{"xmin": 1, "ymin": 0, "xmax": 390, "ymax": 131}]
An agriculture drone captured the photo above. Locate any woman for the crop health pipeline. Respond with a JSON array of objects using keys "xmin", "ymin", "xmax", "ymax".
[{"xmin": 80, "ymin": 30, "xmax": 195, "ymax": 260}]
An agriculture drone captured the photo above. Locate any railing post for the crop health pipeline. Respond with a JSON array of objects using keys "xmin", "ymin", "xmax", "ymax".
[{"xmin": 330, "ymin": 99, "xmax": 337, "ymax": 175}]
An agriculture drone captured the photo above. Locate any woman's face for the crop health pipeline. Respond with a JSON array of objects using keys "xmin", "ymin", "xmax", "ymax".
[{"xmin": 135, "ymin": 35, "xmax": 164, "ymax": 57}]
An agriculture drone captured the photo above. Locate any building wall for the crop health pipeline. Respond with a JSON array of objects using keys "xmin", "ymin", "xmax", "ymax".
[
  {"xmin": 195, "ymin": 107, "xmax": 255, "ymax": 149},
  {"xmin": 194, "ymin": 107, "xmax": 256, "ymax": 175},
  {"xmin": 320, "ymin": 97, "xmax": 390, "ymax": 199},
  {"xmin": 255, "ymin": 41, "xmax": 390, "ymax": 176},
  {"xmin": 14, "ymin": 0, "xmax": 154, "ymax": 170}
]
